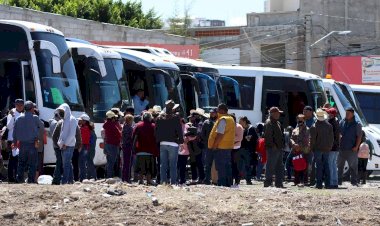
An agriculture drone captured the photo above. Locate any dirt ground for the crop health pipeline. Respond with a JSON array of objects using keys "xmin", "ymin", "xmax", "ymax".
[{"xmin": 1, "ymin": 180, "xmax": 380, "ymax": 226}]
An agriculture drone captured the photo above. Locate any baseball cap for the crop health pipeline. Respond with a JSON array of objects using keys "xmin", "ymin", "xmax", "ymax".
[
  {"xmin": 326, "ymin": 108, "xmax": 338, "ymax": 116},
  {"xmin": 345, "ymin": 106, "xmax": 355, "ymax": 112},
  {"xmin": 106, "ymin": 110, "xmax": 116, "ymax": 119},
  {"xmin": 303, "ymin": 106, "xmax": 313, "ymax": 111},
  {"xmin": 269, "ymin": 107, "xmax": 283, "ymax": 114},
  {"xmin": 15, "ymin": 99, "xmax": 24, "ymax": 104},
  {"xmin": 78, "ymin": 113, "xmax": 90, "ymax": 122}
]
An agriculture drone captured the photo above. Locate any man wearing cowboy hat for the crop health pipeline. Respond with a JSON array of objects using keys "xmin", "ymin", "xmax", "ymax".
[
  {"xmin": 263, "ymin": 107, "xmax": 285, "ymax": 188},
  {"xmin": 310, "ymin": 109, "xmax": 334, "ymax": 189},
  {"xmin": 326, "ymin": 108, "xmax": 340, "ymax": 188},
  {"xmin": 155, "ymin": 100, "xmax": 184, "ymax": 185}
]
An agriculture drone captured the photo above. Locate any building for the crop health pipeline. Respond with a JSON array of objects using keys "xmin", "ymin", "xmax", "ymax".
[
  {"xmin": 188, "ymin": 0, "xmax": 380, "ymax": 84},
  {"xmin": 191, "ymin": 18, "xmax": 226, "ymax": 27}
]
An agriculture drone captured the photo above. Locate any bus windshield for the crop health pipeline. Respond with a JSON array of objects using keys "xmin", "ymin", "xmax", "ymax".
[
  {"xmin": 335, "ymin": 83, "xmax": 368, "ymax": 126},
  {"xmin": 307, "ymin": 79, "xmax": 326, "ymax": 110},
  {"xmin": 31, "ymin": 32, "xmax": 84, "ymax": 111},
  {"xmin": 194, "ymin": 72, "xmax": 219, "ymax": 111},
  {"xmin": 219, "ymin": 76, "xmax": 241, "ymax": 109},
  {"xmin": 89, "ymin": 58, "xmax": 130, "ymax": 122}
]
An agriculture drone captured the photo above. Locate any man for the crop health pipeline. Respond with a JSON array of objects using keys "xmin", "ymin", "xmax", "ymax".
[
  {"xmin": 6, "ymin": 99, "xmax": 24, "ymax": 182},
  {"xmin": 13, "ymin": 101, "xmax": 40, "ymax": 183},
  {"xmin": 239, "ymin": 116, "xmax": 258, "ymax": 185},
  {"xmin": 133, "ymin": 89, "xmax": 149, "ymax": 116},
  {"xmin": 208, "ymin": 104, "xmax": 235, "ymax": 187},
  {"xmin": 263, "ymin": 107, "xmax": 285, "ymax": 188},
  {"xmin": 103, "ymin": 110, "xmax": 122, "ymax": 178},
  {"xmin": 303, "ymin": 106, "xmax": 316, "ymax": 128},
  {"xmin": 338, "ymin": 107, "xmax": 362, "ymax": 186},
  {"xmin": 326, "ymin": 108, "xmax": 340, "ymax": 189},
  {"xmin": 310, "ymin": 109, "xmax": 334, "ymax": 189},
  {"xmin": 155, "ymin": 100, "xmax": 183, "ymax": 185},
  {"xmin": 201, "ymin": 108, "xmax": 217, "ymax": 185},
  {"xmin": 303, "ymin": 105, "xmax": 316, "ymax": 185}
]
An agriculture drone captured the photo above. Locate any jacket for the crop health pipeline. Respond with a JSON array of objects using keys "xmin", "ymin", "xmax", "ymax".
[
  {"xmin": 57, "ymin": 104, "xmax": 78, "ymax": 148},
  {"xmin": 328, "ymin": 117, "xmax": 340, "ymax": 151},
  {"xmin": 155, "ymin": 113, "xmax": 184, "ymax": 144},
  {"xmin": 290, "ymin": 125, "xmax": 310, "ymax": 154},
  {"xmin": 200, "ymin": 119, "xmax": 215, "ymax": 148},
  {"xmin": 310, "ymin": 120, "xmax": 334, "ymax": 152},
  {"xmin": 208, "ymin": 114, "xmax": 235, "ymax": 150},
  {"xmin": 264, "ymin": 117, "xmax": 285, "ymax": 150},
  {"xmin": 7, "ymin": 109, "xmax": 23, "ymax": 141},
  {"xmin": 80, "ymin": 125, "xmax": 91, "ymax": 146},
  {"xmin": 133, "ymin": 121, "xmax": 158, "ymax": 156},
  {"xmin": 103, "ymin": 120, "xmax": 122, "ymax": 146},
  {"xmin": 122, "ymin": 124, "xmax": 133, "ymax": 150},
  {"xmin": 53, "ymin": 120, "xmax": 82, "ymax": 150},
  {"xmin": 241, "ymin": 125, "xmax": 259, "ymax": 151},
  {"xmin": 13, "ymin": 111, "xmax": 40, "ymax": 143}
]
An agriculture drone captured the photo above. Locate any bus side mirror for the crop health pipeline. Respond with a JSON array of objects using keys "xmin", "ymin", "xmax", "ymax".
[{"xmin": 33, "ymin": 40, "xmax": 61, "ymax": 74}]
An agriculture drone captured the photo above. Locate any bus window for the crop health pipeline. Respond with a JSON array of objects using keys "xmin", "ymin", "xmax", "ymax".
[
  {"xmin": 263, "ymin": 90, "xmax": 289, "ymax": 126},
  {"xmin": 22, "ymin": 62, "xmax": 36, "ymax": 103},
  {"xmin": 0, "ymin": 61, "xmax": 23, "ymax": 113},
  {"xmin": 219, "ymin": 76, "xmax": 241, "ymax": 109},
  {"xmin": 325, "ymin": 90, "xmax": 342, "ymax": 120},
  {"xmin": 226, "ymin": 76, "xmax": 255, "ymax": 110},
  {"xmin": 355, "ymin": 92, "xmax": 380, "ymax": 124}
]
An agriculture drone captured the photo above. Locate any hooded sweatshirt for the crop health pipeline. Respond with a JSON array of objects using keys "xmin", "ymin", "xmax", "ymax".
[{"xmin": 57, "ymin": 103, "xmax": 78, "ymax": 148}]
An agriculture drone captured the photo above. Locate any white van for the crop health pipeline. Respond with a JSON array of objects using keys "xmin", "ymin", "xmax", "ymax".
[
  {"xmin": 323, "ymin": 79, "xmax": 380, "ymax": 171},
  {"xmin": 215, "ymin": 66, "xmax": 327, "ymax": 128},
  {"xmin": 350, "ymin": 85, "xmax": 380, "ymax": 131}
]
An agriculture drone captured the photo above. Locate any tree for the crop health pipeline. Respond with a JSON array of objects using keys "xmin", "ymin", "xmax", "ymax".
[
  {"xmin": 167, "ymin": 0, "xmax": 193, "ymax": 36},
  {"xmin": 1, "ymin": 0, "xmax": 163, "ymax": 29}
]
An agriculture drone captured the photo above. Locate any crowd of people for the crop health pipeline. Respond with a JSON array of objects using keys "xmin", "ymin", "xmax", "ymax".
[{"xmin": 0, "ymin": 98, "xmax": 372, "ymax": 189}]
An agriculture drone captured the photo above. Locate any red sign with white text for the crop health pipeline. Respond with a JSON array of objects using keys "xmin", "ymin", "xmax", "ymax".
[{"xmin": 91, "ymin": 41, "xmax": 200, "ymax": 59}]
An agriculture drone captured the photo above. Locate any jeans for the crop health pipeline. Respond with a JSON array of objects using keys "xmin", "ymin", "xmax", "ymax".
[
  {"xmin": 7, "ymin": 141, "xmax": 18, "ymax": 182},
  {"xmin": 122, "ymin": 146, "xmax": 133, "ymax": 182},
  {"xmin": 338, "ymin": 150, "xmax": 359, "ymax": 185},
  {"xmin": 215, "ymin": 149, "xmax": 232, "ymax": 187},
  {"xmin": 238, "ymin": 148, "xmax": 252, "ymax": 182},
  {"xmin": 87, "ymin": 147, "xmax": 97, "ymax": 180},
  {"xmin": 105, "ymin": 144, "xmax": 119, "ymax": 178},
  {"xmin": 314, "ymin": 151, "xmax": 330, "ymax": 187},
  {"xmin": 205, "ymin": 149, "xmax": 217, "ymax": 184},
  {"xmin": 61, "ymin": 146, "xmax": 74, "ymax": 184},
  {"xmin": 190, "ymin": 153, "xmax": 205, "ymax": 181},
  {"xmin": 53, "ymin": 148, "xmax": 62, "ymax": 184},
  {"xmin": 256, "ymin": 153, "xmax": 264, "ymax": 180},
  {"xmin": 78, "ymin": 147, "xmax": 89, "ymax": 182},
  {"xmin": 72, "ymin": 149, "xmax": 79, "ymax": 182},
  {"xmin": 16, "ymin": 142, "xmax": 38, "ymax": 183},
  {"xmin": 231, "ymin": 149, "xmax": 240, "ymax": 184},
  {"xmin": 264, "ymin": 148, "xmax": 284, "ymax": 187},
  {"xmin": 160, "ymin": 145, "xmax": 179, "ymax": 184},
  {"xmin": 328, "ymin": 151, "xmax": 339, "ymax": 186},
  {"xmin": 177, "ymin": 154, "xmax": 188, "ymax": 184}
]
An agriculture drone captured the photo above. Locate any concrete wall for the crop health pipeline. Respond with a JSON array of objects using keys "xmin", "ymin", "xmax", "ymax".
[
  {"xmin": 247, "ymin": 11, "xmax": 299, "ymax": 27},
  {"xmin": 0, "ymin": 5, "xmax": 198, "ymax": 45}
]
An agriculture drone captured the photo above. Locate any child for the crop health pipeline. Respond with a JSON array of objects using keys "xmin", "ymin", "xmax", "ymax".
[
  {"xmin": 122, "ymin": 114, "xmax": 134, "ymax": 183},
  {"xmin": 358, "ymin": 132, "xmax": 373, "ymax": 184},
  {"xmin": 292, "ymin": 147, "xmax": 307, "ymax": 186}
]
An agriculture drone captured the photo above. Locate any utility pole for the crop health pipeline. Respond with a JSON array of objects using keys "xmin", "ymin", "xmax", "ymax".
[{"xmin": 304, "ymin": 15, "xmax": 312, "ymax": 73}]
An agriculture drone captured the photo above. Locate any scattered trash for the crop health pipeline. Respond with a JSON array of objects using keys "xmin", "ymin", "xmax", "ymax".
[
  {"xmin": 83, "ymin": 187, "xmax": 91, "ymax": 193},
  {"xmin": 63, "ymin": 198, "xmax": 70, "ymax": 204},
  {"xmin": 152, "ymin": 197, "xmax": 159, "ymax": 206},
  {"xmin": 37, "ymin": 175, "xmax": 53, "ymax": 185},
  {"xmin": 82, "ymin": 179, "xmax": 96, "ymax": 185},
  {"xmin": 335, "ymin": 217, "xmax": 342, "ymax": 225},
  {"xmin": 278, "ymin": 222, "xmax": 285, "ymax": 226},
  {"xmin": 106, "ymin": 178, "xmax": 121, "ymax": 184},
  {"xmin": 3, "ymin": 211, "xmax": 17, "ymax": 219},
  {"xmin": 194, "ymin": 192, "xmax": 206, "ymax": 197},
  {"xmin": 106, "ymin": 189, "xmax": 126, "ymax": 196},
  {"xmin": 256, "ymin": 198, "xmax": 264, "ymax": 203},
  {"xmin": 242, "ymin": 223, "xmax": 254, "ymax": 226},
  {"xmin": 102, "ymin": 193, "xmax": 112, "ymax": 198}
]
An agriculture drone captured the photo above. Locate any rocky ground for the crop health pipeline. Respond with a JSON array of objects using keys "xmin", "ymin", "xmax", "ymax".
[{"xmin": 1, "ymin": 179, "xmax": 380, "ymax": 226}]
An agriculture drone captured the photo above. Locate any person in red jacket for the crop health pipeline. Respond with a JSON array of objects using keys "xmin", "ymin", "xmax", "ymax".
[
  {"xmin": 103, "ymin": 111, "xmax": 122, "ymax": 178},
  {"xmin": 133, "ymin": 112, "xmax": 158, "ymax": 185},
  {"xmin": 78, "ymin": 114, "xmax": 92, "ymax": 182}
]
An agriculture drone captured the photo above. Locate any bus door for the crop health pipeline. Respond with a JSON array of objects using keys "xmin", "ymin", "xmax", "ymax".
[
  {"xmin": 21, "ymin": 61, "xmax": 36, "ymax": 103},
  {"xmin": 262, "ymin": 89, "xmax": 289, "ymax": 127},
  {"xmin": 180, "ymin": 73, "xmax": 199, "ymax": 114}
]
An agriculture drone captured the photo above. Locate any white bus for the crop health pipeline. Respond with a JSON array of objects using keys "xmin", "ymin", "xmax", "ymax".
[
  {"xmin": 67, "ymin": 41, "xmax": 131, "ymax": 166},
  {"xmin": 111, "ymin": 48, "xmax": 185, "ymax": 113},
  {"xmin": 323, "ymin": 79, "xmax": 380, "ymax": 171},
  {"xmin": 215, "ymin": 66, "xmax": 326, "ymax": 127},
  {"xmin": 107, "ymin": 45, "xmax": 175, "ymax": 58},
  {"xmin": 0, "ymin": 20, "xmax": 85, "ymax": 164},
  {"xmin": 350, "ymin": 85, "xmax": 380, "ymax": 131}
]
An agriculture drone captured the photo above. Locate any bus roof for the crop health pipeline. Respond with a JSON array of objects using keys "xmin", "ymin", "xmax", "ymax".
[
  {"xmin": 350, "ymin": 84, "xmax": 380, "ymax": 93},
  {"xmin": 215, "ymin": 65, "xmax": 322, "ymax": 80},
  {"xmin": 112, "ymin": 48, "xmax": 179, "ymax": 70},
  {"xmin": 102, "ymin": 45, "xmax": 175, "ymax": 56},
  {"xmin": 0, "ymin": 20, "xmax": 64, "ymax": 36},
  {"xmin": 67, "ymin": 41, "xmax": 121, "ymax": 59}
]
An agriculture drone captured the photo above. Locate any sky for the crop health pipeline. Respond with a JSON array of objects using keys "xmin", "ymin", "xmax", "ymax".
[{"xmin": 138, "ymin": 0, "xmax": 265, "ymax": 26}]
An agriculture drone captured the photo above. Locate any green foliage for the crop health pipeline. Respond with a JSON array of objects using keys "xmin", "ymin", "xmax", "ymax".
[{"xmin": 1, "ymin": 0, "xmax": 163, "ymax": 29}]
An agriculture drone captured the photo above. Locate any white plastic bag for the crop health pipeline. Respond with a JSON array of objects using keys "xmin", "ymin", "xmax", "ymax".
[
  {"xmin": 12, "ymin": 148, "xmax": 19, "ymax": 157},
  {"xmin": 37, "ymin": 175, "xmax": 53, "ymax": 185}
]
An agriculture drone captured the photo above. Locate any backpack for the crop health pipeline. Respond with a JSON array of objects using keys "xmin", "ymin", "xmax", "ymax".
[{"xmin": 292, "ymin": 153, "xmax": 307, "ymax": 171}]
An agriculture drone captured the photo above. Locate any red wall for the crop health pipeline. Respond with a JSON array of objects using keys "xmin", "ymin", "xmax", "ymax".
[
  {"xmin": 91, "ymin": 41, "xmax": 200, "ymax": 59},
  {"xmin": 325, "ymin": 56, "xmax": 363, "ymax": 84}
]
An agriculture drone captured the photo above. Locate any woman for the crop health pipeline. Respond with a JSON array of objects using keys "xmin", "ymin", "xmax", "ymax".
[
  {"xmin": 358, "ymin": 132, "xmax": 373, "ymax": 184},
  {"xmin": 239, "ymin": 116, "xmax": 258, "ymax": 185},
  {"xmin": 78, "ymin": 114, "xmax": 91, "ymax": 182},
  {"xmin": 122, "ymin": 114, "xmax": 134, "ymax": 182},
  {"xmin": 103, "ymin": 111, "xmax": 122, "ymax": 178}
]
